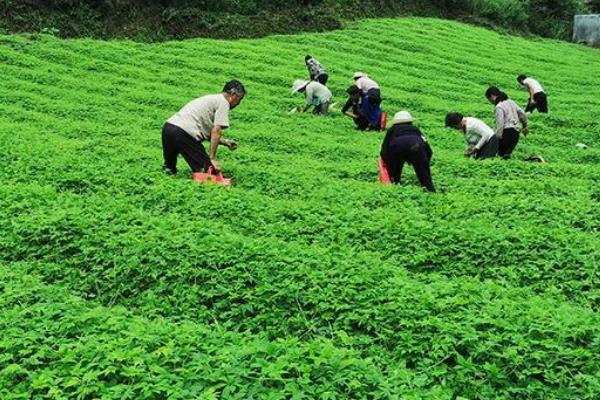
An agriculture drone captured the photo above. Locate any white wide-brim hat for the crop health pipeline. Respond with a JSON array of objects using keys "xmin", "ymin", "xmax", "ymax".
[
  {"xmin": 352, "ymin": 71, "xmax": 367, "ymax": 80},
  {"xmin": 291, "ymin": 80, "xmax": 309, "ymax": 94},
  {"xmin": 392, "ymin": 111, "xmax": 414, "ymax": 124}
]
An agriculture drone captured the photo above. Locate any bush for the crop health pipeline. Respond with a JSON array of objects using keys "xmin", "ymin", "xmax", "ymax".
[
  {"xmin": 477, "ymin": 0, "xmax": 529, "ymax": 30},
  {"xmin": 527, "ymin": 0, "xmax": 588, "ymax": 38}
]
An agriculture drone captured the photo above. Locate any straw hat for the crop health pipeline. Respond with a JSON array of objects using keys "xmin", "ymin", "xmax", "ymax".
[
  {"xmin": 392, "ymin": 111, "xmax": 414, "ymax": 125},
  {"xmin": 352, "ymin": 72, "xmax": 367, "ymax": 80},
  {"xmin": 291, "ymin": 80, "xmax": 309, "ymax": 94}
]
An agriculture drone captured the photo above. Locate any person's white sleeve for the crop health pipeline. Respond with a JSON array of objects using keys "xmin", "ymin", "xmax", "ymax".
[
  {"xmin": 214, "ymin": 101, "xmax": 230, "ymax": 128},
  {"xmin": 473, "ymin": 125, "xmax": 491, "ymax": 150},
  {"xmin": 305, "ymin": 85, "xmax": 314, "ymax": 106}
]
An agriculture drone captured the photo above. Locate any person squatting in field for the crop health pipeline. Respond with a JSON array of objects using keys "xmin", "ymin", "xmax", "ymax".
[
  {"xmin": 445, "ymin": 112, "xmax": 499, "ymax": 159},
  {"xmin": 485, "ymin": 86, "xmax": 529, "ymax": 159},
  {"xmin": 517, "ymin": 74, "xmax": 548, "ymax": 114},
  {"xmin": 342, "ymin": 85, "xmax": 370, "ymax": 130},
  {"xmin": 291, "ymin": 79, "xmax": 332, "ymax": 115},
  {"xmin": 305, "ymin": 55, "xmax": 328, "ymax": 85},
  {"xmin": 380, "ymin": 111, "xmax": 435, "ymax": 192},
  {"xmin": 161, "ymin": 80, "xmax": 245, "ymax": 175},
  {"xmin": 352, "ymin": 72, "xmax": 383, "ymax": 130}
]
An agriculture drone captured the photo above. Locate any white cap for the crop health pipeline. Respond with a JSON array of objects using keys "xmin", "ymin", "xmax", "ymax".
[
  {"xmin": 392, "ymin": 111, "xmax": 414, "ymax": 125},
  {"xmin": 291, "ymin": 80, "xmax": 309, "ymax": 94},
  {"xmin": 353, "ymin": 72, "xmax": 367, "ymax": 80}
]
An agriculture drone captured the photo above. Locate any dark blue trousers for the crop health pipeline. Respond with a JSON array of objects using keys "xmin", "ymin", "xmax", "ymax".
[{"xmin": 385, "ymin": 135, "xmax": 435, "ymax": 192}]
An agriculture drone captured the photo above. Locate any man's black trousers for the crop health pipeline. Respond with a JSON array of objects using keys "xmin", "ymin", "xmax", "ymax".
[
  {"xmin": 162, "ymin": 122, "xmax": 211, "ymax": 174},
  {"xmin": 525, "ymin": 92, "xmax": 548, "ymax": 114}
]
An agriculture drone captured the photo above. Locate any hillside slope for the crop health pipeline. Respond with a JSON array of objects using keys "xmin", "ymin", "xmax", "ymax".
[{"xmin": 1, "ymin": 18, "xmax": 600, "ymax": 399}]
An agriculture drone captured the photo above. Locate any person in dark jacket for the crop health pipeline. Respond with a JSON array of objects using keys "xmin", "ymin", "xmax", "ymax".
[
  {"xmin": 341, "ymin": 85, "xmax": 369, "ymax": 130},
  {"xmin": 380, "ymin": 111, "xmax": 435, "ymax": 192},
  {"xmin": 305, "ymin": 55, "xmax": 328, "ymax": 85}
]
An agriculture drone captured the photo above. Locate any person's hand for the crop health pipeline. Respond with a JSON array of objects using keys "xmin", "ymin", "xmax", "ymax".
[
  {"xmin": 464, "ymin": 146, "xmax": 476, "ymax": 157},
  {"xmin": 522, "ymin": 127, "xmax": 529, "ymax": 137},
  {"xmin": 210, "ymin": 159, "xmax": 221, "ymax": 173},
  {"xmin": 225, "ymin": 139, "xmax": 239, "ymax": 151}
]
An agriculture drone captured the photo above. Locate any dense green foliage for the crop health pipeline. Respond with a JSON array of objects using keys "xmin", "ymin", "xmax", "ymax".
[
  {"xmin": 0, "ymin": 0, "xmax": 593, "ymax": 40},
  {"xmin": 1, "ymin": 17, "xmax": 600, "ymax": 398}
]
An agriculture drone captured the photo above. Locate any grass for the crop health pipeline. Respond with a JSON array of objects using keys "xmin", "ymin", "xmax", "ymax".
[{"xmin": 1, "ymin": 17, "xmax": 599, "ymax": 399}]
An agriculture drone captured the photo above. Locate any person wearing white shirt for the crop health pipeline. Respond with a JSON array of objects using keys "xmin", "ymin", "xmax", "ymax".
[
  {"xmin": 291, "ymin": 80, "xmax": 332, "ymax": 115},
  {"xmin": 445, "ymin": 112, "xmax": 499, "ymax": 159},
  {"xmin": 517, "ymin": 75, "xmax": 548, "ymax": 114},
  {"xmin": 352, "ymin": 72, "xmax": 383, "ymax": 130},
  {"xmin": 162, "ymin": 80, "xmax": 244, "ymax": 175}
]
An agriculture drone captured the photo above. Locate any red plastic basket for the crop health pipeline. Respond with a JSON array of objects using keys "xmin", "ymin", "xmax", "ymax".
[
  {"xmin": 192, "ymin": 167, "xmax": 233, "ymax": 187},
  {"xmin": 380, "ymin": 112, "xmax": 388, "ymax": 131},
  {"xmin": 378, "ymin": 158, "xmax": 392, "ymax": 185}
]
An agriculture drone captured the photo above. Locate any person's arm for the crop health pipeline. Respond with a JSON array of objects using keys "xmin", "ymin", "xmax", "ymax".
[
  {"xmin": 210, "ymin": 98, "xmax": 231, "ymax": 167},
  {"xmin": 219, "ymin": 136, "xmax": 238, "ymax": 150},
  {"xmin": 209, "ymin": 125, "xmax": 223, "ymax": 171},
  {"xmin": 341, "ymin": 98, "xmax": 356, "ymax": 117},
  {"xmin": 300, "ymin": 85, "xmax": 314, "ymax": 113},
  {"xmin": 526, "ymin": 83, "xmax": 535, "ymax": 102},
  {"xmin": 468, "ymin": 125, "xmax": 488, "ymax": 155},
  {"xmin": 495, "ymin": 106, "xmax": 505, "ymax": 138},
  {"xmin": 517, "ymin": 106, "xmax": 529, "ymax": 135}
]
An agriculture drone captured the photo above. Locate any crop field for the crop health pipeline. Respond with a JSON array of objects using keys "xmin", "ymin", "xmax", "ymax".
[{"xmin": 1, "ymin": 17, "xmax": 600, "ymax": 399}]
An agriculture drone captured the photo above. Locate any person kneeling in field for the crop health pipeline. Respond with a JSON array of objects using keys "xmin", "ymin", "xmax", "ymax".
[
  {"xmin": 342, "ymin": 85, "xmax": 369, "ymax": 130},
  {"xmin": 485, "ymin": 86, "xmax": 529, "ymax": 159},
  {"xmin": 161, "ymin": 80, "xmax": 245, "ymax": 175},
  {"xmin": 445, "ymin": 112, "xmax": 498, "ymax": 159},
  {"xmin": 517, "ymin": 74, "xmax": 548, "ymax": 114},
  {"xmin": 352, "ymin": 72, "xmax": 382, "ymax": 130},
  {"xmin": 291, "ymin": 79, "xmax": 332, "ymax": 116},
  {"xmin": 380, "ymin": 111, "xmax": 435, "ymax": 192}
]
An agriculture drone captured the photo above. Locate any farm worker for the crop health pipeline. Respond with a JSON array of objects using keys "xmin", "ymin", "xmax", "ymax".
[
  {"xmin": 291, "ymin": 79, "xmax": 332, "ymax": 116},
  {"xmin": 445, "ymin": 112, "xmax": 499, "ymax": 159},
  {"xmin": 161, "ymin": 80, "xmax": 245, "ymax": 175},
  {"xmin": 517, "ymin": 74, "xmax": 548, "ymax": 114},
  {"xmin": 341, "ymin": 85, "xmax": 369, "ymax": 130},
  {"xmin": 353, "ymin": 72, "xmax": 382, "ymax": 130},
  {"xmin": 485, "ymin": 86, "xmax": 529, "ymax": 159},
  {"xmin": 380, "ymin": 111, "xmax": 435, "ymax": 192},
  {"xmin": 305, "ymin": 55, "xmax": 328, "ymax": 85}
]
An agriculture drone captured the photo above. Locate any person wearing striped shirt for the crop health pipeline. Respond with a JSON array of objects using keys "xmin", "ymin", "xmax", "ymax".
[
  {"xmin": 485, "ymin": 86, "xmax": 529, "ymax": 159},
  {"xmin": 305, "ymin": 55, "xmax": 328, "ymax": 85}
]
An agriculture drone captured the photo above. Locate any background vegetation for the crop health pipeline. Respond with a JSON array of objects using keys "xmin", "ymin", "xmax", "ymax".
[
  {"xmin": 1, "ymin": 17, "xmax": 600, "ymax": 398},
  {"xmin": 0, "ymin": 0, "xmax": 598, "ymax": 40}
]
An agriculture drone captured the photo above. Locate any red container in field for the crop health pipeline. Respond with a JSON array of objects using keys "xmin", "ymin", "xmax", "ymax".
[
  {"xmin": 380, "ymin": 112, "xmax": 388, "ymax": 131},
  {"xmin": 192, "ymin": 167, "xmax": 233, "ymax": 187},
  {"xmin": 378, "ymin": 158, "xmax": 392, "ymax": 185}
]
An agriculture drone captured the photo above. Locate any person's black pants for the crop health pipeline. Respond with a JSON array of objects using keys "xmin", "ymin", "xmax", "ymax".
[
  {"xmin": 475, "ymin": 135, "xmax": 499, "ymax": 160},
  {"xmin": 354, "ymin": 115, "xmax": 369, "ymax": 130},
  {"xmin": 162, "ymin": 122, "xmax": 211, "ymax": 174},
  {"xmin": 525, "ymin": 92, "xmax": 548, "ymax": 114},
  {"xmin": 385, "ymin": 136, "xmax": 435, "ymax": 192},
  {"xmin": 498, "ymin": 128, "xmax": 519, "ymax": 159}
]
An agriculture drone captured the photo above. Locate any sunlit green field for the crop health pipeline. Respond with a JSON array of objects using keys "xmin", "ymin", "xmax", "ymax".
[{"xmin": 1, "ymin": 17, "xmax": 599, "ymax": 399}]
